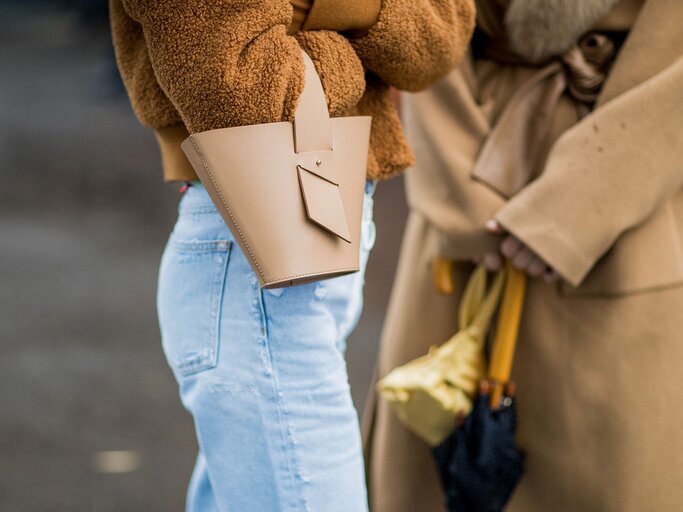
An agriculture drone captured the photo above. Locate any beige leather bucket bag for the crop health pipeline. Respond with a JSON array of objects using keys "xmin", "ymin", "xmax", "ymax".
[{"xmin": 181, "ymin": 52, "xmax": 372, "ymax": 288}]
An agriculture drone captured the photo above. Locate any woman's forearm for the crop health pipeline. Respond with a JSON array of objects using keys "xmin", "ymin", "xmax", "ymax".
[
  {"xmin": 496, "ymin": 55, "xmax": 683, "ymax": 286},
  {"xmin": 120, "ymin": 0, "xmax": 368, "ymax": 132},
  {"xmin": 351, "ymin": 0, "xmax": 476, "ymax": 91}
]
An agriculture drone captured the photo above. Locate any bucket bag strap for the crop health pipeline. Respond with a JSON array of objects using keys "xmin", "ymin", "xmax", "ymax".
[
  {"xmin": 294, "ymin": 51, "xmax": 352, "ymax": 242},
  {"xmin": 294, "ymin": 52, "xmax": 333, "ymax": 153}
]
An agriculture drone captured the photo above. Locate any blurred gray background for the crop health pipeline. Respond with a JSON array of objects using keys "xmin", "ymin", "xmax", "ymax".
[{"xmin": 0, "ymin": 1, "xmax": 408, "ymax": 510}]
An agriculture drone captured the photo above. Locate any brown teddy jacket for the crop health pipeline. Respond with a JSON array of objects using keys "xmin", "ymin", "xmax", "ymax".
[{"xmin": 109, "ymin": 0, "xmax": 475, "ymax": 181}]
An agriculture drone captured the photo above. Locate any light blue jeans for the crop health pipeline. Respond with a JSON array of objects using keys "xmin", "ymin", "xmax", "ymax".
[{"xmin": 157, "ymin": 182, "xmax": 376, "ymax": 511}]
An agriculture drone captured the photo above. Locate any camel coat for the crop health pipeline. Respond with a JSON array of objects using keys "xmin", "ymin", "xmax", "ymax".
[{"xmin": 365, "ymin": 0, "xmax": 683, "ymax": 510}]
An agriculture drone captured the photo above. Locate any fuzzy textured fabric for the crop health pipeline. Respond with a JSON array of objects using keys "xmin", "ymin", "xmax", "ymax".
[
  {"xmin": 352, "ymin": 73, "xmax": 414, "ymax": 179},
  {"xmin": 109, "ymin": 0, "xmax": 476, "ymax": 181},
  {"xmin": 505, "ymin": 0, "xmax": 620, "ymax": 62},
  {"xmin": 353, "ymin": 0, "xmax": 476, "ymax": 92}
]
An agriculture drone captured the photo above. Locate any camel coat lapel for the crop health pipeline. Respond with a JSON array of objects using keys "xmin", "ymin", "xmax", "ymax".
[{"xmin": 599, "ymin": 0, "xmax": 683, "ymax": 104}]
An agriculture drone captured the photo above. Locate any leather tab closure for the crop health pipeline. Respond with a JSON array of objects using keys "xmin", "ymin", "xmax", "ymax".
[
  {"xmin": 297, "ymin": 165, "xmax": 351, "ymax": 242},
  {"xmin": 294, "ymin": 52, "xmax": 333, "ymax": 153},
  {"xmin": 302, "ymin": 0, "xmax": 381, "ymax": 32}
]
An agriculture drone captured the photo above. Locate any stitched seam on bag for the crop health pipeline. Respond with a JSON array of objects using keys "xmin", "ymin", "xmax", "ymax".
[
  {"xmin": 189, "ymin": 136, "xmax": 267, "ymax": 282},
  {"xmin": 189, "ymin": 137, "xmax": 360, "ymax": 286},
  {"xmin": 270, "ymin": 266, "xmax": 358, "ymax": 282}
]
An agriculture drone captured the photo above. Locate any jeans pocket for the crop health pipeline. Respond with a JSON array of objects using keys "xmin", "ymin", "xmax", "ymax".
[{"xmin": 157, "ymin": 239, "xmax": 232, "ymax": 377}]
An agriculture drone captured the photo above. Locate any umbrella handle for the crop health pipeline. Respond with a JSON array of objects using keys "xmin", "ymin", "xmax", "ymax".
[
  {"xmin": 488, "ymin": 261, "xmax": 527, "ymax": 409},
  {"xmin": 432, "ymin": 256, "xmax": 455, "ymax": 295}
]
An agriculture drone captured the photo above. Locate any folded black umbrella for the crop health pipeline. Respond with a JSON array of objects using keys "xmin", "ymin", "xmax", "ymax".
[{"xmin": 433, "ymin": 385, "xmax": 524, "ymax": 512}]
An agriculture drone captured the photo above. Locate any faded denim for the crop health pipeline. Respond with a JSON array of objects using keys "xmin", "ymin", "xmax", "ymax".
[{"xmin": 157, "ymin": 182, "xmax": 376, "ymax": 512}]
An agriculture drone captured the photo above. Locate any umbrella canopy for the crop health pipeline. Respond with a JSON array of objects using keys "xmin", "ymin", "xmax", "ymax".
[{"xmin": 433, "ymin": 383, "xmax": 524, "ymax": 512}]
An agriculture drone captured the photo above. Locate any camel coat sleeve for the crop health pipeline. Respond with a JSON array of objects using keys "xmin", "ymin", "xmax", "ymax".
[
  {"xmin": 496, "ymin": 5, "xmax": 683, "ymax": 286},
  {"xmin": 118, "ymin": 0, "xmax": 365, "ymax": 133},
  {"xmin": 351, "ymin": 0, "xmax": 476, "ymax": 91}
]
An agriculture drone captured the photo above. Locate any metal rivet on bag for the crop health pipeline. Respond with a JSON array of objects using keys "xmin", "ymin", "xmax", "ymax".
[{"xmin": 316, "ymin": 160, "xmax": 322, "ymax": 166}]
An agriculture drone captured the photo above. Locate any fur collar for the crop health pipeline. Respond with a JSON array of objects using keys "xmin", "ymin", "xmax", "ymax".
[{"xmin": 505, "ymin": 0, "xmax": 620, "ymax": 62}]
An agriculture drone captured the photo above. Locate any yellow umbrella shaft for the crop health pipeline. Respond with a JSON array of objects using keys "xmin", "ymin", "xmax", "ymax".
[
  {"xmin": 432, "ymin": 256, "xmax": 456, "ymax": 295},
  {"xmin": 488, "ymin": 262, "xmax": 527, "ymax": 408}
]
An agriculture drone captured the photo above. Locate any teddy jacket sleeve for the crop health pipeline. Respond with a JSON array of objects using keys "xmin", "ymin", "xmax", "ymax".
[
  {"xmin": 118, "ymin": 0, "xmax": 365, "ymax": 133},
  {"xmin": 351, "ymin": 0, "xmax": 476, "ymax": 91},
  {"xmin": 496, "ymin": 53, "xmax": 683, "ymax": 286}
]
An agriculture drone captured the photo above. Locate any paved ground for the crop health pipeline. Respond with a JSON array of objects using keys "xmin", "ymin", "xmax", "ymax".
[{"xmin": 0, "ymin": 4, "xmax": 408, "ymax": 511}]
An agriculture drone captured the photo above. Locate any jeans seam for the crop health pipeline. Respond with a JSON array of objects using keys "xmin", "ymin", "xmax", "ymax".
[
  {"xmin": 210, "ymin": 243, "xmax": 231, "ymax": 375},
  {"xmin": 258, "ymin": 297, "xmax": 311, "ymax": 512}
]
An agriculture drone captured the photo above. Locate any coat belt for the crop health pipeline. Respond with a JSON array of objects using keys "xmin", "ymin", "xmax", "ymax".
[{"xmin": 471, "ymin": 32, "xmax": 621, "ymax": 198}]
